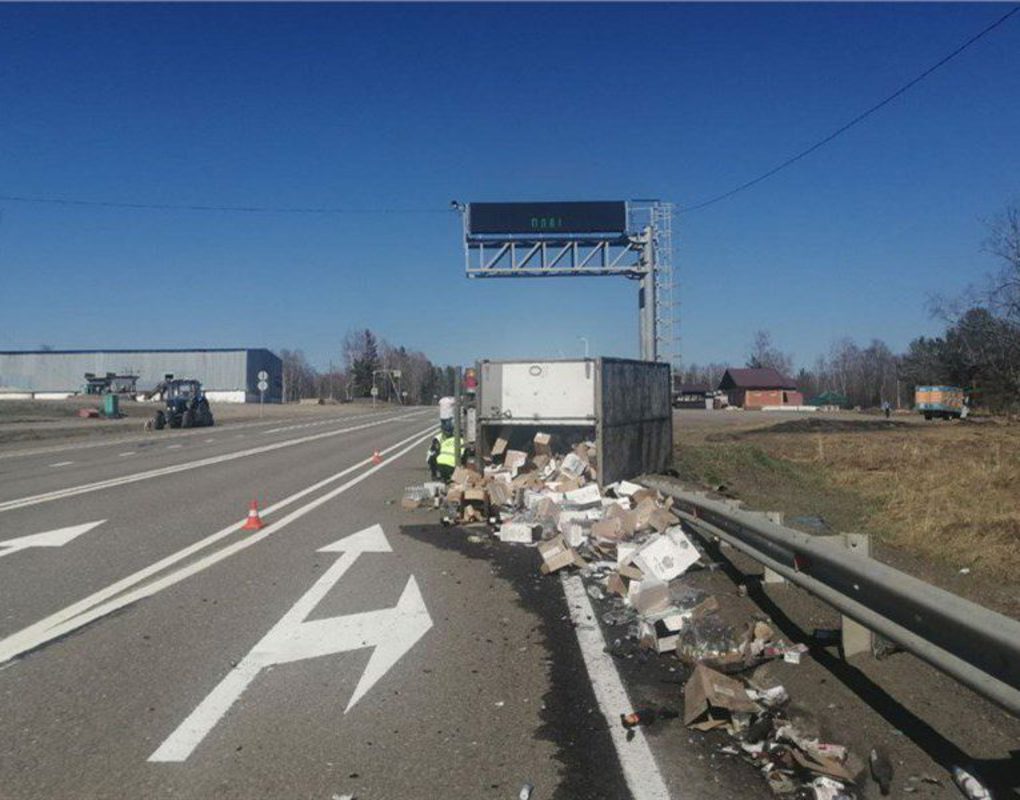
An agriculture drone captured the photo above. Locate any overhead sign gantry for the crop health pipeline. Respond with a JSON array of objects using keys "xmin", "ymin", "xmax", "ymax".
[{"xmin": 458, "ymin": 200, "xmax": 676, "ymax": 364}]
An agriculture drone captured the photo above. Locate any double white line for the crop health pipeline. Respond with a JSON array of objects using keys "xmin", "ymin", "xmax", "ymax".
[
  {"xmin": 0, "ymin": 424, "xmax": 437, "ymax": 666},
  {"xmin": 0, "ymin": 410, "xmax": 428, "ymax": 514}
]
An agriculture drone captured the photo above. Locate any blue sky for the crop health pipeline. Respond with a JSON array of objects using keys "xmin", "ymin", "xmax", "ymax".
[{"xmin": 0, "ymin": 3, "xmax": 1017, "ymax": 371}]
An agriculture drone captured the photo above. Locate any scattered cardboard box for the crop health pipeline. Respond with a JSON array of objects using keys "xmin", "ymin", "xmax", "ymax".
[
  {"xmin": 538, "ymin": 534, "xmax": 584, "ymax": 574},
  {"xmin": 504, "ymin": 450, "xmax": 528, "ymax": 471},
  {"xmin": 633, "ymin": 530, "xmax": 700, "ymax": 582},
  {"xmin": 565, "ymin": 484, "xmax": 602, "ymax": 508},
  {"xmin": 683, "ymin": 665, "xmax": 760, "ymax": 731},
  {"xmin": 499, "ymin": 522, "xmax": 537, "ymax": 544}
]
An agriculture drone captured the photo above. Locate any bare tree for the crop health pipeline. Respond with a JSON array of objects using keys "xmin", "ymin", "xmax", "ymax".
[
  {"xmin": 746, "ymin": 330, "xmax": 794, "ymax": 377},
  {"xmin": 983, "ymin": 203, "xmax": 1020, "ymax": 322}
]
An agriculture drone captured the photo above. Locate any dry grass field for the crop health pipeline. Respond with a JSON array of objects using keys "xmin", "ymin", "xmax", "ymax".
[{"xmin": 673, "ymin": 412, "xmax": 1020, "ymax": 583}]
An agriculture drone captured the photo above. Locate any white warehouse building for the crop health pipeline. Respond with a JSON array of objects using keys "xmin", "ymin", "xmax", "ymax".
[{"xmin": 0, "ymin": 348, "xmax": 282, "ymax": 403}]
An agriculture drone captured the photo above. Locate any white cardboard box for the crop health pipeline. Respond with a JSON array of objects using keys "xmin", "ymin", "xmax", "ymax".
[{"xmin": 633, "ymin": 530, "xmax": 700, "ymax": 582}]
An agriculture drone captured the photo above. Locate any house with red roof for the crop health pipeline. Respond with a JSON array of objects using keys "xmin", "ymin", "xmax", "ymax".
[{"xmin": 718, "ymin": 368, "xmax": 804, "ymax": 409}]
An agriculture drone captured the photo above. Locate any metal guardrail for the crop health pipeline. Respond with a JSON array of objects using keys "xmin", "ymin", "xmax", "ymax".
[{"xmin": 641, "ymin": 476, "xmax": 1020, "ymax": 718}]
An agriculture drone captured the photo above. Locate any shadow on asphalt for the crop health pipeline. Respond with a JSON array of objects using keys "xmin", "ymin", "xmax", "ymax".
[{"xmin": 401, "ymin": 523, "xmax": 632, "ymax": 800}]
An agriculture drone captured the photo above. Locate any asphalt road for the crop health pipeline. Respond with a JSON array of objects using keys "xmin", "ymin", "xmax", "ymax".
[{"xmin": 0, "ymin": 406, "xmax": 697, "ymax": 800}]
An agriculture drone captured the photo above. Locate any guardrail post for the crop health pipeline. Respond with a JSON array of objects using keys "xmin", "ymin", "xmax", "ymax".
[
  {"xmin": 840, "ymin": 533, "xmax": 874, "ymax": 658},
  {"xmin": 763, "ymin": 511, "xmax": 787, "ymax": 585}
]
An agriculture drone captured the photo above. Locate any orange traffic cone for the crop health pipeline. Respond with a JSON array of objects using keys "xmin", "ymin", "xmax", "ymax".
[
  {"xmin": 371, "ymin": 450, "xmax": 383, "ymax": 465},
  {"xmin": 242, "ymin": 498, "xmax": 265, "ymax": 531}
]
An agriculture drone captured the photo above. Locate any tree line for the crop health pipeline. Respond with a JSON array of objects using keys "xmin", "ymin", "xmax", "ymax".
[
  {"xmin": 680, "ymin": 203, "xmax": 1020, "ymax": 413},
  {"xmin": 278, "ymin": 329, "xmax": 459, "ymax": 405}
]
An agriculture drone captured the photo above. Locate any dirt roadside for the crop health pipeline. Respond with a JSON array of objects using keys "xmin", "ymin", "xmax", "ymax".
[{"xmin": 670, "ymin": 409, "xmax": 1020, "ymax": 619}]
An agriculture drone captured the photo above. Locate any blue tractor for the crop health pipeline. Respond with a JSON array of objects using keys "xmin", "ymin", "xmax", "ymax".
[{"xmin": 152, "ymin": 376, "xmax": 215, "ymax": 430}]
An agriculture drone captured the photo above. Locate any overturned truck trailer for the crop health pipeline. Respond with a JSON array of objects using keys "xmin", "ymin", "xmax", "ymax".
[{"xmin": 476, "ymin": 358, "xmax": 672, "ymax": 486}]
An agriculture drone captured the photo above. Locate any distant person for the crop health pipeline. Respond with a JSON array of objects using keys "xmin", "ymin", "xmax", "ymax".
[
  {"xmin": 881, "ymin": 400, "xmax": 891, "ymax": 419},
  {"xmin": 438, "ymin": 395, "xmax": 455, "ymax": 436}
]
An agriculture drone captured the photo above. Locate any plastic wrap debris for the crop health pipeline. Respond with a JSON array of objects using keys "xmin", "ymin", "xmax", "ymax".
[
  {"xmin": 675, "ymin": 613, "xmax": 748, "ymax": 672},
  {"xmin": 746, "ymin": 685, "xmax": 789, "ymax": 708},
  {"xmin": 811, "ymin": 776, "xmax": 854, "ymax": 800}
]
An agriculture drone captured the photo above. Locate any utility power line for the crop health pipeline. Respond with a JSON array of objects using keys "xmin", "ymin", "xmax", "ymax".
[
  {"xmin": 680, "ymin": 5, "xmax": 1020, "ymax": 214},
  {"xmin": 0, "ymin": 193, "xmax": 448, "ymax": 215}
]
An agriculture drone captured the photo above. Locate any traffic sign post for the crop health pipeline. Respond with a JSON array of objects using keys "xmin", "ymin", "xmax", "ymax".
[
  {"xmin": 370, "ymin": 385, "xmax": 379, "ymax": 408},
  {"xmin": 257, "ymin": 371, "xmax": 269, "ymax": 417}
]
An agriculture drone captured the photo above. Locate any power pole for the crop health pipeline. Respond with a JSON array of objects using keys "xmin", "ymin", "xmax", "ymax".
[{"xmin": 638, "ymin": 226, "xmax": 657, "ymax": 362}]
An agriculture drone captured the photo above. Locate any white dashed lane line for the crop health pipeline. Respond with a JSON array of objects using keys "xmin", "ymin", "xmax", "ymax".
[
  {"xmin": 166, "ymin": 444, "xmax": 183, "ymax": 450},
  {"xmin": 119, "ymin": 452, "xmax": 136, "ymax": 457},
  {"xmin": 49, "ymin": 462, "xmax": 74, "ymax": 468}
]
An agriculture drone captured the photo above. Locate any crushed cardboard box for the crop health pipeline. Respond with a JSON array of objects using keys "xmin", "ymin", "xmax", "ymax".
[{"xmin": 683, "ymin": 664, "xmax": 761, "ymax": 731}]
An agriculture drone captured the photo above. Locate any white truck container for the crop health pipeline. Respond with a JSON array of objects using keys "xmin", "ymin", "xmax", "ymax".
[{"xmin": 476, "ymin": 358, "xmax": 672, "ymax": 486}]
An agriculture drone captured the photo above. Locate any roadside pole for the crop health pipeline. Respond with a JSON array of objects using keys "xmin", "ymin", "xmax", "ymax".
[
  {"xmin": 257, "ymin": 371, "xmax": 269, "ymax": 419},
  {"xmin": 453, "ymin": 367, "xmax": 462, "ymax": 472}
]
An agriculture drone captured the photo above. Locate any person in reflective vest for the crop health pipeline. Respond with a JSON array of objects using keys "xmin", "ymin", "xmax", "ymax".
[{"xmin": 428, "ymin": 432, "xmax": 462, "ymax": 481}]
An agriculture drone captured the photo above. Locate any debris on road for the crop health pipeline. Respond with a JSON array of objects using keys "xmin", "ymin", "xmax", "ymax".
[
  {"xmin": 869, "ymin": 747, "xmax": 893, "ymax": 796},
  {"xmin": 952, "ymin": 766, "xmax": 992, "ymax": 800},
  {"xmin": 416, "ymin": 431, "xmax": 865, "ymax": 800}
]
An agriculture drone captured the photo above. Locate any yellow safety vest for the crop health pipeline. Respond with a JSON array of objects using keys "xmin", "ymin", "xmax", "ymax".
[{"xmin": 436, "ymin": 435, "xmax": 461, "ymax": 468}]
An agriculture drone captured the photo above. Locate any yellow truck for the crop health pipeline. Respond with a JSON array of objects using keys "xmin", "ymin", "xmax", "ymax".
[{"xmin": 915, "ymin": 385, "xmax": 968, "ymax": 420}]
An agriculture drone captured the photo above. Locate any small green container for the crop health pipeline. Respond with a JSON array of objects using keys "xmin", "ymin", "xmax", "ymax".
[{"xmin": 102, "ymin": 393, "xmax": 120, "ymax": 418}]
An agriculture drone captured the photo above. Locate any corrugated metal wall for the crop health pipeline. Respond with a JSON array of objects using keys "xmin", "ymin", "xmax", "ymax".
[{"xmin": 0, "ymin": 350, "xmax": 282, "ymax": 401}]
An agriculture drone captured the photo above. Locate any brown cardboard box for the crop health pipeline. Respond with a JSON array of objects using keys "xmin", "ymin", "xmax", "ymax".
[
  {"xmin": 538, "ymin": 534, "xmax": 584, "ymax": 574},
  {"xmin": 464, "ymin": 487, "xmax": 488, "ymax": 504},
  {"xmin": 487, "ymin": 481, "xmax": 512, "ymax": 507},
  {"xmin": 504, "ymin": 450, "xmax": 528, "ymax": 471},
  {"xmin": 446, "ymin": 487, "xmax": 464, "ymax": 504},
  {"xmin": 592, "ymin": 517, "xmax": 625, "ymax": 543},
  {"xmin": 632, "ymin": 580, "xmax": 671, "ymax": 615},
  {"xmin": 683, "ymin": 665, "xmax": 760, "ymax": 731},
  {"xmin": 790, "ymin": 750, "xmax": 855, "ymax": 782},
  {"xmin": 634, "ymin": 497, "xmax": 660, "ymax": 529},
  {"xmin": 401, "ymin": 497, "xmax": 421, "ymax": 510},
  {"xmin": 533, "ymin": 432, "xmax": 552, "ymax": 456},
  {"xmin": 491, "ymin": 437, "xmax": 508, "ymax": 457},
  {"xmin": 648, "ymin": 507, "xmax": 680, "ymax": 533},
  {"xmin": 603, "ymin": 504, "xmax": 638, "ymax": 536},
  {"xmin": 452, "ymin": 466, "xmax": 482, "ymax": 486},
  {"xmin": 606, "ymin": 572, "xmax": 629, "ymax": 597}
]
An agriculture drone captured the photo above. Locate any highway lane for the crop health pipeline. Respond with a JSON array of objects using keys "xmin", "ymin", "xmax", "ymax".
[
  {"xmin": 0, "ymin": 408, "xmax": 430, "ymax": 506},
  {"xmin": 0, "ymin": 412, "xmax": 436, "ymax": 637},
  {"xmin": 0, "ymin": 412, "xmax": 640, "ymax": 800}
]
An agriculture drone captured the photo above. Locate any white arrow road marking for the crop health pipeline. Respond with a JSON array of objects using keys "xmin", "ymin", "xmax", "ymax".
[
  {"xmin": 0, "ymin": 521, "xmax": 105, "ymax": 561},
  {"xmin": 148, "ymin": 525, "xmax": 432, "ymax": 763},
  {"xmin": 0, "ymin": 426, "xmax": 436, "ymax": 666}
]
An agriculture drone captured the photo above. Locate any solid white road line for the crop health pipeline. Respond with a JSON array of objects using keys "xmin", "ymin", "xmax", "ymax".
[
  {"xmin": 561, "ymin": 574, "xmax": 672, "ymax": 800},
  {"xmin": 48, "ymin": 462, "xmax": 74, "ymax": 468},
  {"xmin": 0, "ymin": 415, "xmax": 320, "ymax": 461},
  {"xmin": 119, "ymin": 452, "xmax": 135, "ymax": 457},
  {"xmin": 0, "ymin": 426, "xmax": 437, "ymax": 666},
  {"xmin": 0, "ymin": 410, "xmax": 429, "ymax": 514}
]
